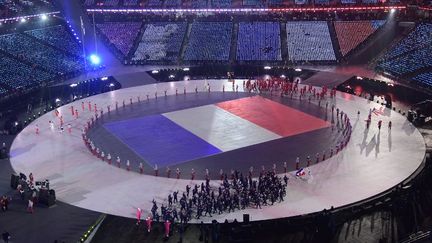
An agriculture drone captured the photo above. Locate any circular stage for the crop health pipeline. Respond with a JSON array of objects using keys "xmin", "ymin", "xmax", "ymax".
[{"xmin": 9, "ymin": 79, "xmax": 426, "ymax": 223}]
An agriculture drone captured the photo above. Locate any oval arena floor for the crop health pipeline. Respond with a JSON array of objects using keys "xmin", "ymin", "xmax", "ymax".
[{"xmin": 9, "ymin": 79, "xmax": 426, "ymax": 223}]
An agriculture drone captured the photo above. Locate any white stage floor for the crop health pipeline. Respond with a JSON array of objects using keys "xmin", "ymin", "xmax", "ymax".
[{"xmin": 9, "ymin": 79, "xmax": 426, "ymax": 223}]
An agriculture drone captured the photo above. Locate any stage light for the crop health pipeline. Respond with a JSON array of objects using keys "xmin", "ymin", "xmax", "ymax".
[
  {"xmin": 151, "ymin": 70, "xmax": 159, "ymax": 74},
  {"xmin": 169, "ymin": 74, "xmax": 175, "ymax": 79},
  {"xmin": 14, "ymin": 122, "xmax": 19, "ymax": 126},
  {"xmin": 89, "ymin": 54, "xmax": 101, "ymax": 65},
  {"xmin": 20, "ymin": 18, "xmax": 26, "ymax": 23},
  {"xmin": 182, "ymin": 67, "xmax": 190, "ymax": 71},
  {"xmin": 264, "ymin": 66, "xmax": 272, "ymax": 70},
  {"xmin": 55, "ymin": 98, "xmax": 61, "ymax": 102},
  {"xmin": 356, "ymin": 76, "xmax": 363, "ymax": 80},
  {"xmin": 390, "ymin": 8, "xmax": 396, "ymax": 13},
  {"xmin": 109, "ymin": 83, "xmax": 115, "ymax": 87},
  {"xmin": 294, "ymin": 68, "xmax": 302, "ymax": 72},
  {"xmin": 41, "ymin": 14, "xmax": 48, "ymax": 20},
  {"xmin": 101, "ymin": 76, "xmax": 108, "ymax": 81},
  {"xmin": 70, "ymin": 83, "xmax": 78, "ymax": 88},
  {"xmin": 280, "ymin": 74, "xmax": 286, "ymax": 78}
]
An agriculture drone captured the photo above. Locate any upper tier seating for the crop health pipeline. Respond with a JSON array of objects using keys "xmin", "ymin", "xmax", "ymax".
[
  {"xmin": 211, "ymin": 0, "xmax": 232, "ymax": 7},
  {"xmin": 341, "ymin": 0, "xmax": 356, "ymax": 3},
  {"xmin": 286, "ymin": 21, "xmax": 336, "ymax": 61},
  {"xmin": 243, "ymin": 0, "xmax": 263, "ymax": 6},
  {"xmin": 377, "ymin": 23, "xmax": 432, "ymax": 78},
  {"xmin": 191, "ymin": 0, "xmax": 208, "ymax": 8},
  {"xmin": 413, "ymin": 72, "xmax": 432, "ymax": 88},
  {"xmin": 184, "ymin": 22, "xmax": 232, "ymax": 61},
  {"xmin": 165, "ymin": 0, "xmax": 182, "ymax": 7},
  {"xmin": 314, "ymin": 0, "xmax": 329, "ymax": 4},
  {"xmin": 100, "ymin": 0, "xmax": 120, "ymax": 6},
  {"xmin": 237, "ymin": 22, "xmax": 282, "ymax": 61},
  {"xmin": 25, "ymin": 25, "xmax": 83, "ymax": 57},
  {"xmin": 0, "ymin": 0, "xmax": 54, "ymax": 18},
  {"xmin": 133, "ymin": 22, "xmax": 187, "ymax": 61},
  {"xmin": 377, "ymin": 47, "xmax": 432, "ymax": 76},
  {"xmin": 123, "ymin": 0, "xmax": 139, "ymax": 6},
  {"xmin": 334, "ymin": 20, "xmax": 385, "ymax": 57},
  {"xmin": 382, "ymin": 23, "xmax": 432, "ymax": 60},
  {"xmin": 0, "ymin": 33, "xmax": 84, "ymax": 74},
  {"xmin": 0, "ymin": 55, "xmax": 54, "ymax": 90},
  {"xmin": 147, "ymin": 0, "xmax": 163, "ymax": 7},
  {"xmin": 97, "ymin": 22, "xmax": 142, "ymax": 57}
]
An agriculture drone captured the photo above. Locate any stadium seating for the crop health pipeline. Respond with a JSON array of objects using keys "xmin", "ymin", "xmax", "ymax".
[
  {"xmin": 314, "ymin": 0, "xmax": 329, "ymax": 4},
  {"xmin": 0, "ymin": 0, "xmax": 54, "ymax": 18},
  {"xmin": 100, "ymin": 0, "xmax": 120, "ymax": 6},
  {"xmin": 294, "ymin": 0, "xmax": 308, "ymax": 4},
  {"xmin": 0, "ymin": 55, "xmax": 54, "ymax": 91},
  {"xmin": 184, "ymin": 22, "xmax": 232, "ymax": 61},
  {"xmin": 268, "ymin": 0, "xmax": 284, "ymax": 6},
  {"xmin": 286, "ymin": 21, "xmax": 336, "ymax": 61},
  {"xmin": 341, "ymin": 0, "xmax": 356, "ymax": 3},
  {"xmin": 165, "ymin": 0, "xmax": 182, "ymax": 7},
  {"xmin": 84, "ymin": 0, "xmax": 96, "ymax": 6},
  {"xmin": 133, "ymin": 23, "xmax": 187, "ymax": 61},
  {"xmin": 97, "ymin": 22, "xmax": 142, "ymax": 57},
  {"xmin": 334, "ymin": 20, "xmax": 385, "ymax": 57},
  {"xmin": 123, "ymin": 0, "xmax": 139, "ymax": 6},
  {"xmin": 0, "ymin": 33, "xmax": 84, "ymax": 74},
  {"xmin": 243, "ymin": 0, "xmax": 263, "ymax": 6},
  {"xmin": 147, "ymin": 0, "xmax": 163, "ymax": 7},
  {"xmin": 381, "ymin": 23, "xmax": 432, "ymax": 60},
  {"xmin": 25, "ymin": 25, "xmax": 83, "ymax": 58},
  {"xmin": 237, "ymin": 22, "xmax": 282, "ymax": 61},
  {"xmin": 211, "ymin": 0, "xmax": 232, "ymax": 7},
  {"xmin": 191, "ymin": 0, "xmax": 208, "ymax": 8},
  {"xmin": 377, "ymin": 47, "xmax": 432, "ymax": 76},
  {"xmin": 377, "ymin": 23, "xmax": 432, "ymax": 78},
  {"xmin": 413, "ymin": 72, "xmax": 432, "ymax": 88}
]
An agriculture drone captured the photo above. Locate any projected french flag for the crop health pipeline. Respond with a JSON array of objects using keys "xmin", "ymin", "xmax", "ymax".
[{"xmin": 104, "ymin": 96, "xmax": 330, "ymax": 166}]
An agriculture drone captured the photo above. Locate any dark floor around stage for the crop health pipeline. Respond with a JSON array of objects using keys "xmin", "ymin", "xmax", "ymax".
[{"xmin": 86, "ymin": 92, "xmax": 346, "ymax": 180}]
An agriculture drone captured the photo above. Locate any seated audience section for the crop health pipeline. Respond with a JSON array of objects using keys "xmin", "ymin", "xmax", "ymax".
[
  {"xmin": 334, "ymin": 20, "xmax": 385, "ymax": 57},
  {"xmin": 184, "ymin": 22, "xmax": 232, "ymax": 61},
  {"xmin": 377, "ymin": 47, "xmax": 432, "ymax": 76},
  {"xmin": 243, "ymin": 0, "xmax": 263, "ymax": 6},
  {"xmin": 377, "ymin": 24, "xmax": 432, "ymax": 78},
  {"xmin": 286, "ymin": 21, "xmax": 336, "ymax": 61},
  {"xmin": 314, "ymin": 0, "xmax": 329, "ymax": 4},
  {"xmin": 191, "ymin": 0, "xmax": 208, "ymax": 7},
  {"xmin": 165, "ymin": 0, "xmax": 182, "ymax": 7},
  {"xmin": 0, "ymin": 0, "xmax": 54, "ymax": 18},
  {"xmin": 268, "ymin": 0, "xmax": 284, "ymax": 5},
  {"xmin": 211, "ymin": 0, "xmax": 232, "ymax": 7},
  {"xmin": 25, "ymin": 25, "xmax": 83, "ymax": 57},
  {"xmin": 97, "ymin": 22, "xmax": 142, "ymax": 57},
  {"xmin": 413, "ymin": 72, "xmax": 432, "ymax": 88},
  {"xmin": 123, "ymin": 0, "xmax": 139, "ymax": 6},
  {"xmin": 0, "ymin": 33, "xmax": 84, "ymax": 74},
  {"xmin": 381, "ymin": 23, "xmax": 432, "ymax": 60},
  {"xmin": 341, "ymin": 0, "xmax": 356, "ymax": 3},
  {"xmin": 147, "ymin": 0, "xmax": 163, "ymax": 7},
  {"xmin": 100, "ymin": 0, "xmax": 120, "ymax": 6},
  {"xmin": 133, "ymin": 22, "xmax": 187, "ymax": 61},
  {"xmin": 0, "ymin": 55, "xmax": 54, "ymax": 90},
  {"xmin": 237, "ymin": 22, "xmax": 282, "ymax": 61}
]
